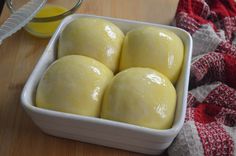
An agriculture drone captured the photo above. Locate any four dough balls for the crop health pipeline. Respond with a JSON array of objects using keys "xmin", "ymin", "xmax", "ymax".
[{"xmin": 36, "ymin": 19, "xmax": 183, "ymax": 130}]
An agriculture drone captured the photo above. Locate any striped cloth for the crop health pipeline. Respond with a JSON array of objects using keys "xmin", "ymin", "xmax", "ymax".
[{"xmin": 168, "ymin": 0, "xmax": 236, "ymax": 155}]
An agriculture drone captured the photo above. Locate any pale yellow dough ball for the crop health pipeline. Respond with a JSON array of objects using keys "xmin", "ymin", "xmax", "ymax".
[
  {"xmin": 58, "ymin": 17, "xmax": 124, "ymax": 72},
  {"xmin": 36, "ymin": 55, "xmax": 113, "ymax": 117},
  {"xmin": 101, "ymin": 68, "xmax": 176, "ymax": 130},
  {"xmin": 119, "ymin": 27, "xmax": 184, "ymax": 84}
]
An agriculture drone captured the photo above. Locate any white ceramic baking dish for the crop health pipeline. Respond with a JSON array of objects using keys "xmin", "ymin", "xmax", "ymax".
[{"xmin": 21, "ymin": 14, "xmax": 192, "ymax": 155}]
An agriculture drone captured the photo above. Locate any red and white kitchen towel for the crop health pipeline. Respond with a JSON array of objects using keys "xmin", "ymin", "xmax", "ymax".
[{"xmin": 168, "ymin": 0, "xmax": 236, "ymax": 155}]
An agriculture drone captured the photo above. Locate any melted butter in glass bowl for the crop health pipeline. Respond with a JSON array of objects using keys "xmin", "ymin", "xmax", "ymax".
[
  {"xmin": 25, "ymin": 5, "xmax": 67, "ymax": 37},
  {"xmin": 6, "ymin": 0, "xmax": 83, "ymax": 38}
]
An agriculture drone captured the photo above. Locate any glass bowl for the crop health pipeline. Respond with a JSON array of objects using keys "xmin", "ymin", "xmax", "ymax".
[{"xmin": 6, "ymin": 0, "xmax": 83, "ymax": 37}]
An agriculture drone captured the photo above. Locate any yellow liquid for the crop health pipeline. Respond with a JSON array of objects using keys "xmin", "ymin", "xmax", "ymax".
[{"xmin": 25, "ymin": 5, "xmax": 67, "ymax": 38}]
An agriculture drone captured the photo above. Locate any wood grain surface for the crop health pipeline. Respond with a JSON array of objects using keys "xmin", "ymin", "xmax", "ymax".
[{"xmin": 0, "ymin": 0, "xmax": 178, "ymax": 155}]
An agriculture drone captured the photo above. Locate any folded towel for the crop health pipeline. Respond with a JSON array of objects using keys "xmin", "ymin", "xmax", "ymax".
[{"xmin": 168, "ymin": 0, "xmax": 236, "ymax": 155}]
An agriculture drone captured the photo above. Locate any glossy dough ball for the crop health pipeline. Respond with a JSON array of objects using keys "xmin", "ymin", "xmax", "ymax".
[
  {"xmin": 119, "ymin": 27, "xmax": 184, "ymax": 84},
  {"xmin": 101, "ymin": 68, "xmax": 176, "ymax": 129},
  {"xmin": 58, "ymin": 18, "xmax": 124, "ymax": 72},
  {"xmin": 36, "ymin": 55, "xmax": 113, "ymax": 117}
]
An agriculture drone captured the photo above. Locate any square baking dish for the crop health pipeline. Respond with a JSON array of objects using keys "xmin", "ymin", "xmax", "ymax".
[{"xmin": 21, "ymin": 14, "xmax": 192, "ymax": 155}]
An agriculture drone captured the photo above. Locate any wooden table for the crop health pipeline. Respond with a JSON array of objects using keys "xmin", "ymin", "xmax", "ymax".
[{"xmin": 0, "ymin": 1, "xmax": 178, "ymax": 155}]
